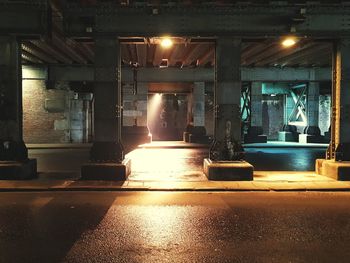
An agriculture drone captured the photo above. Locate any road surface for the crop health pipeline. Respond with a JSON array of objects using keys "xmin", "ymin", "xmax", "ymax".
[{"xmin": 0, "ymin": 191, "xmax": 350, "ymax": 263}]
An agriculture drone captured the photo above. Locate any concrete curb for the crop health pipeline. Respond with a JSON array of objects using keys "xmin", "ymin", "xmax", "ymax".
[{"xmin": 1, "ymin": 180, "xmax": 350, "ymax": 192}]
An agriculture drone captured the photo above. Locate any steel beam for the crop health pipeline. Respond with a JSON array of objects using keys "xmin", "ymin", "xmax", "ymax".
[
  {"xmin": 22, "ymin": 42, "xmax": 58, "ymax": 64},
  {"xmin": 45, "ymin": 65, "xmax": 332, "ymax": 82},
  {"xmin": 0, "ymin": 1, "xmax": 48, "ymax": 35},
  {"xmin": 64, "ymin": 4, "xmax": 350, "ymax": 37}
]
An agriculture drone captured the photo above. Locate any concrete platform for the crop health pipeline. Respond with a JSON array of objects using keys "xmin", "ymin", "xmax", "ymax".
[
  {"xmin": 316, "ymin": 159, "xmax": 350, "ymax": 181},
  {"xmin": 0, "ymin": 159, "xmax": 37, "ymax": 180},
  {"xmin": 81, "ymin": 158, "xmax": 131, "ymax": 181},
  {"xmin": 203, "ymin": 158, "xmax": 253, "ymax": 181},
  {"xmin": 299, "ymin": 134, "xmax": 324, "ymax": 144}
]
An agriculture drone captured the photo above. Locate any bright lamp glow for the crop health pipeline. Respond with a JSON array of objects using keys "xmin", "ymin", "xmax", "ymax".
[
  {"xmin": 282, "ymin": 37, "xmax": 297, "ymax": 47},
  {"xmin": 160, "ymin": 38, "xmax": 173, "ymax": 49}
]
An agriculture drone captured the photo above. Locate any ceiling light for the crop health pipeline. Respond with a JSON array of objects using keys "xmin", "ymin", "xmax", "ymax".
[
  {"xmin": 282, "ymin": 37, "xmax": 297, "ymax": 47},
  {"xmin": 160, "ymin": 38, "xmax": 173, "ymax": 49}
]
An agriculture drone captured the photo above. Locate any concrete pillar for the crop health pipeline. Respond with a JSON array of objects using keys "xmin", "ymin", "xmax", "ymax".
[
  {"xmin": 0, "ymin": 36, "xmax": 36, "ymax": 179},
  {"xmin": 204, "ymin": 38, "xmax": 253, "ymax": 180},
  {"xmin": 316, "ymin": 39, "xmax": 350, "ymax": 180},
  {"xmin": 193, "ymin": 82, "xmax": 205, "ymax": 127},
  {"xmin": 81, "ymin": 37, "xmax": 130, "ymax": 180},
  {"xmin": 211, "ymin": 38, "xmax": 242, "ymax": 160},
  {"xmin": 184, "ymin": 82, "xmax": 207, "ymax": 143},
  {"xmin": 244, "ymin": 82, "xmax": 267, "ymax": 143},
  {"xmin": 251, "ymin": 82, "xmax": 263, "ymax": 127},
  {"xmin": 307, "ymin": 82, "xmax": 320, "ymax": 127}
]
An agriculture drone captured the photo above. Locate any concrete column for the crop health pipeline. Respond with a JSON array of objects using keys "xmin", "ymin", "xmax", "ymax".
[
  {"xmin": 204, "ymin": 37, "xmax": 253, "ymax": 181},
  {"xmin": 0, "ymin": 36, "xmax": 36, "ymax": 178},
  {"xmin": 82, "ymin": 37, "xmax": 130, "ymax": 180},
  {"xmin": 307, "ymin": 82, "xmax": 320, "ymax": 127},
  {"xmin": 185, "ymin": 82, "xmax": 207, "ymax": 143},
  {"xmin": 193, "ymin": 82, "xmax": 205, "ymax": 127},
  {"xmin": 251, "ymin": 82, "xmax": 263, "ymax": 127},
  {"xmin": 210, "ymin": 38, "xmax": 243, "ymax": 161},
  {"xmin": 89, "ymin": 37, "xmax": 123, "ymax": 161},
  {"xmin": 245, "ymin": 82, "xmax": 267, "ymax": 143},
  {"xmin": 316, "ymin": 39, "xmax": 350, "ymax": 180}
]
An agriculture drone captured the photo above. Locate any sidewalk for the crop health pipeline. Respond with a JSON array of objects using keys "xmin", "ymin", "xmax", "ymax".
[
  {"xmin": 26, "ymin": 143, "xmax": 92, "ymax": 149},
  {"xmin": 0, "ymin": 172, "xmax": 350, "ymax": 192},
  {"xmin": 14, "ymin": 141, "xmax": 342, "ymax": 192}
]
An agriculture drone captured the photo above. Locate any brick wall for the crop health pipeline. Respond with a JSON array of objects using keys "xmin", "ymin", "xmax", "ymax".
[{"xmin": 23, "ymin": 80, "xmax": 70, "ymax": 143}]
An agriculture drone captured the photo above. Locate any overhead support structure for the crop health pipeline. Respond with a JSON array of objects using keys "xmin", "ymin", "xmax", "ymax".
[
  {"xmin": 0, "ymin": 0, "xmax": 48, "ymax": 36},
  {"xmin": 317, "ymin": 39, "xmax": 350, "ymax": 180},
  {"xmin": 0, "ymin": 1, "xmax": 47, "ymax": 179},
  {"xmin": 0, "ymin": 36, "xmax": 36, "ymax": 179},
  {"xmin": 81, "ymin": 37, "xmax": 130, "ymax": 180},
  {"xmin": 46, "ymin": 65, "xmax": 332, "ymax": 83},
  {"xmin": 64, "ymin": 3, "xmax": 350, "ymax": 38},
  {"xmin": 287, "ymin": 84, "xmax": 308, "ymax": 126},
  {"xmin": 204, "ymin": 38, "xmax": 253, "ymax": 181}
]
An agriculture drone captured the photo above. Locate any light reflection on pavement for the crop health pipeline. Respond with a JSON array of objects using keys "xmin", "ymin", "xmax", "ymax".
[{"xmin": 127, "ymin": 148, "xmax": 208, "ymax": 181}]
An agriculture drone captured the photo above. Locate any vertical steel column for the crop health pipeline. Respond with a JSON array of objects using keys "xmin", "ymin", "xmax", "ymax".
[
  {"xmin": 327, "ymin": 39, "xmax": 350, "ymax": 161},
  {"xmin": 209, "ymin": 38, "xmax": 243, "ymax": 161},
  {"xmin": 0, "ymin": 36, "xmax": 28, "ymax": 161},
  {"xmin": 89, "ymin": 37, "xmax": 124, "ymax": 162}
]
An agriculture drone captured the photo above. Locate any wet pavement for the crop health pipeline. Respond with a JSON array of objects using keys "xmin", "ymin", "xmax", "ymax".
[{"xmin": 1, "ymin": 191, "xmax": 350, "ymax": 263}]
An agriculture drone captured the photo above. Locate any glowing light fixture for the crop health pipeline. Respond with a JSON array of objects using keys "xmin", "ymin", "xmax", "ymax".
[
  {"xmin": 282, "ymin": 37, "xmax": 297, "ymax": 47},
  {"xmin": 160, "ymin": 37, "xmax": 173, "ymax": 49}
]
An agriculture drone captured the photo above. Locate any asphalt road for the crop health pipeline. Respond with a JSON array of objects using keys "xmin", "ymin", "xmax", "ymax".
[{"xmin": 1, "ymin": 191, "xmax": 350, "ymax": 263}]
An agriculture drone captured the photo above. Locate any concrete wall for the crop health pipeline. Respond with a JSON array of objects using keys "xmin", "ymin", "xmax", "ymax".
[
  {"xmin": 319, "ymin": 95, "xmax": 331, "ymax": 135},
  {"xmin": 262, "ymin": 95, "xmax": 284, "ymax": 140},
  {"xmin": 205, "ymin": 92, "xmax": 214, "ymax": 136},
  {"xmin": 123, "ymin": 83, "xmax": 148, "ymax": 127}
]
